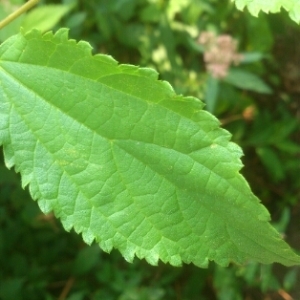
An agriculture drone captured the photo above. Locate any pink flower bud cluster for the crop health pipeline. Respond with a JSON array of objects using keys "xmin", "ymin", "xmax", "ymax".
[{"xmin": 198, "ymin": 32, "xmax": 243, "ymax": 79}]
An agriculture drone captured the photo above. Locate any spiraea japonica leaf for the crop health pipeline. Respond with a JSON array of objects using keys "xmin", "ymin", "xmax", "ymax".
[
  {"xmin": 0, "ymin": 29, "xmax": 299, "ymax": 267},
  {"xmin": 232, "ymin": 0, "xmax": 300, "ymax": 23}
]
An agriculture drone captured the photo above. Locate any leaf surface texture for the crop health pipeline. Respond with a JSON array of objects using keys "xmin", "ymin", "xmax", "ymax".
[{"xmin": 0, "ymin": 29, "xmax": 299, "ymax": 267}]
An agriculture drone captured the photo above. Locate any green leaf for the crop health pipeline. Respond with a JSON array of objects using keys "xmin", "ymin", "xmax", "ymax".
[
  {"xmin": 0, "ymin": 3, "xmax": 72, "ymax": 42},
  {"xmin": 240, "ymin": 52, "xmax": 265, "ymax": 64},
  {"xmin": 0, "ymin": 1, "xmax": 25, "ymax": 42},
  {"xmin": 245, "ymin": 13, "xmax": 274, "ymax": 53},
  {"xmin": 233, "ymin": 0, "xmax": 300, "ymax": 23},
  {"xmin": 204, "ymin": 75, "xmax": 219, "ymax": 113},
  {"xmin": 256, "ymin": 147, "xmax": 285, "ymax": 182},
  {"xmin": 0, "ymin": 29, "xmax": 299, "ymax": 267},
  {"xmin": 21, "ymin": 4, "xmax": 73, "ymax": 33},
  {"xmin": 73, "ymin": 245, "xmax": 101, "ymax": 275},
  {"xmin": 224, "ymin": 69, "xmax": 272, "ymax": 94}
]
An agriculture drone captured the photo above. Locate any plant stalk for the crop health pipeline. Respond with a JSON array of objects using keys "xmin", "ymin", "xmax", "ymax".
[{"xmin": 0, "ymin": 0, "xmax": 40, "ymax": 30}]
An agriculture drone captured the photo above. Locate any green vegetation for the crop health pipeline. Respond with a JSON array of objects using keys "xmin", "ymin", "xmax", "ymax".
[{"xmin": 0, "ymin": 0, "xmax": 299, "ymax": 299}]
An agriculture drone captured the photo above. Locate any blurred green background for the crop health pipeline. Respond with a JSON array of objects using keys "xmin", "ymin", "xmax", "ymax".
[{"xmin": 0, "ymin": 0, "xmax": 299, "ymax": 299}]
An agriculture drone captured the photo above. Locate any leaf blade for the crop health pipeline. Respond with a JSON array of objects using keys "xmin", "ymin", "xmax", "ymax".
[
  {"xmin": 232, "ymin": 0, "xmax": 300, "ymax": 23},
  {"xmin": 0, "ymin": 29, "xmax": 299, "ymax": 267},
  {"xmin": 224, "ymin": 69, "xmax": 272, "ymax": 94}
]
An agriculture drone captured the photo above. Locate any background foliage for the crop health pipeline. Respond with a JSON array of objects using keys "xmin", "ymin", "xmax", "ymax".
[{"xmin": 0, "ymin": 0, "xmax": 299, "ymax": 299}]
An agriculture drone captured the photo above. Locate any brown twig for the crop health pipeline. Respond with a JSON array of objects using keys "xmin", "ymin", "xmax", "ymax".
[
  {"xmin": 58, "ymin": 277, "xmax": 75, "ymax": 300},
  {"xmin": 278, "ymin": 289, "xmax": 294, "ymax": 300}
]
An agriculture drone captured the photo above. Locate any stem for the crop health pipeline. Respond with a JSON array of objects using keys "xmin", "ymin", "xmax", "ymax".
[{"xmin": 0, "ymin": 0, "xmax": 40, "ymax": 30}]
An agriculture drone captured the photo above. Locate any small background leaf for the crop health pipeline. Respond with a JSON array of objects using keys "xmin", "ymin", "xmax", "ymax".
[
  {"xmin": 0, "ymin": 3, "xmax": 73, "ymax": 42},
  {"xmin": 204, "ymin": 75, "xmax": 219, "ymax": 113},
  {"xmin": 224, "ymin": 69, "xmax": 272, "ymax": 94},
  {"xmin": 240, "ymin": 52, "xmax": 265, "ymax": 64},
  {"xmin": 0, "ymin": 1, "xmax": 24, "ymax": 42},
  {"xmin": 21, "ymin": 4, "xmax": 73, "ymax": 33}
]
